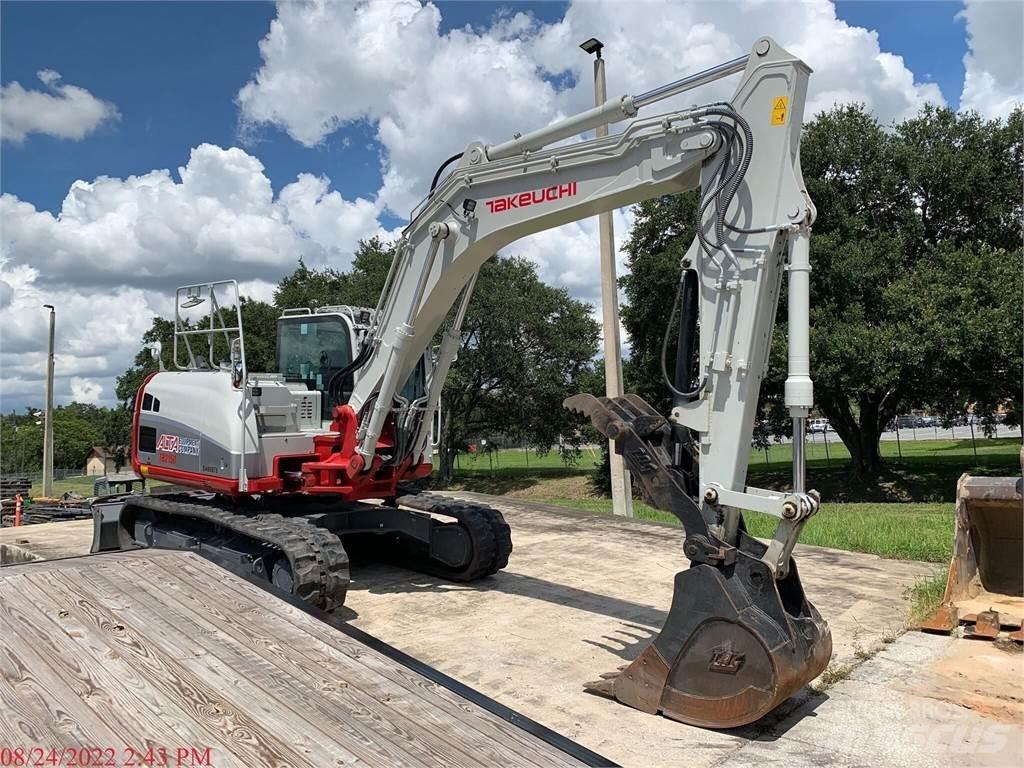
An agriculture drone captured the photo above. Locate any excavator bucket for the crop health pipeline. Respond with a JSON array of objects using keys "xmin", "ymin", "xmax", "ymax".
[
  {"xmin": 566, "ymin": 393, "xmax": 832, "ymax": 729},
  {"xmin": 921, "ymin": 472, "xmax": 1023, "ymax": 638}
]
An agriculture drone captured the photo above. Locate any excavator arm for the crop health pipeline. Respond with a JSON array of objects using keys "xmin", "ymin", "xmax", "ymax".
[{"xmin": 335, "ymin": 36, "xmax": 831, "ymax": 727}]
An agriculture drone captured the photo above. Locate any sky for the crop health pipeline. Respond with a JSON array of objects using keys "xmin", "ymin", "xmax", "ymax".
[{"xmin": 1, "ymin": 0, "xmax": 1021, "ymax": 413}]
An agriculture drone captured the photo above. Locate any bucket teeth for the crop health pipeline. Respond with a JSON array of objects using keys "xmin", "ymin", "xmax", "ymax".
[
  {"xmin": 966, "ymin": 609, "xmax": 1002, "ymax": 640},
  {"xmin": 583, "ymin": 676, "xmax": 618, "ymax": 699}
]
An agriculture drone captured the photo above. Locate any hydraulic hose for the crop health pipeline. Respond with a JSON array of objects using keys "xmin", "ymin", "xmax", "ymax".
[
  {"xmin": 673, "ymin": 269, "xmax": 700, "ymax": 405},
  {"xmin": 661, "ymin": 273, "xmax": 707, "ymax": 401},
  {"xmin": 429, "ymin": 152, "xmax": 464, "ymax": 195}
]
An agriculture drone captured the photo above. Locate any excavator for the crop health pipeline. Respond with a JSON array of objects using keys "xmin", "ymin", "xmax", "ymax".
[{"xmin": 92, "ymin": 37, "xmax": 831, "ymax": 729}]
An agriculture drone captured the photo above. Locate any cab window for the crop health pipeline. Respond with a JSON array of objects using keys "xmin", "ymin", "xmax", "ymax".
[{"xmin": 277, "ymin": 316, "xmax": 353, "ymax": 409}]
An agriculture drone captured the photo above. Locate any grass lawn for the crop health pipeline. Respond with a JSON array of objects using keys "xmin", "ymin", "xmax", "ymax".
[
  {"xmin": 546, "ymin": 497, "xmax": 953, "ymax": 562},
  {"xmin": 439, "ymin": 437, "xmax": 1021, "ymax": 562},
  {"xmin": 29, "ymin": 475, "xmax": 101, "ymax": 498},
  {"xmin": 449, "ymin": 437, "xmax": 1021, "ymax": 503}
]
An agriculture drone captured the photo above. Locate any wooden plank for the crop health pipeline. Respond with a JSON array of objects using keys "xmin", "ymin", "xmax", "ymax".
[
  {"xmin": 11, "ymin": 566, "xmax": 313, "ymax": 768},
  {"xmin": 0, "ymin": 551, "xmax": 596, "ymax": 768},
  {"xmin": 73, "ymin": 563, "xmax": 447, "ymax": 768},
  {"xmin": 0, "ymin": 571, "xmax": 183, "ymax": 745},
  {"xmin": 127, "ymin": 553, "xmax": 546, "ymax": 768},
  {"xmin": 159, "ymin": 551, "xmax": 584, "ymax": 766}
]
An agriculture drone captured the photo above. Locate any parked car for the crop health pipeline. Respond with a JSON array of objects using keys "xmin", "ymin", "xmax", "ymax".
[{"xmin": 808, "ymin": 418, "xmax": 830, "ymax": 433}]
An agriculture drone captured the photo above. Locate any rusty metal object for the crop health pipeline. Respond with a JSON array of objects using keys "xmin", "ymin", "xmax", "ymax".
[
  {"xmin": 1009, "ymin": 626, "xmax": 1023, "ymax": 644},
  {"xmin": 920, "ymin": 603, "xmax": 959, "ymax": 634},
  {"xmin": 569, "ymin": 393, "xmax": 832, "ymax": 729},
  {"xmin": 966, "ymin": 610, "xmax": 1002, "ymax": 640},
  {"xmin": 943, "ymin": 475, "xmax": 1023, "ymax": 604},
  {"xmin": 918, "ymin": 474, "xmax": 1023, "ymax": 642}
]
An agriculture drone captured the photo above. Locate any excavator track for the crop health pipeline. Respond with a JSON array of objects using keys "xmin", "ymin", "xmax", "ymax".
[
  {"xmin": 394, "ymin": 493, "xmax": 513, "ymax": 580},
  {"xmin": 118, "ymin": 493, "xmax": 350, "ymax": 612}
]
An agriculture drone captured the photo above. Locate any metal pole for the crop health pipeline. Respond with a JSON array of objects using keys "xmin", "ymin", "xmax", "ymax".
[
  {"xmin": 42, "ymin": 304, "xmax": 55, "ymax": 498},
  {"xmin": 593, "ymin": 50, "xmax": 633, "ymax": 518}
]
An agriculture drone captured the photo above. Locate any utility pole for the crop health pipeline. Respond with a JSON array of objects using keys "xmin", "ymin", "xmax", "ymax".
[
  {"xmin": 580, "ymin": 37, "xmax": 633, "ymax": 518},
  {"xmin": 42, "ymin": 304, "xmax": 55, "ymax": 498}
]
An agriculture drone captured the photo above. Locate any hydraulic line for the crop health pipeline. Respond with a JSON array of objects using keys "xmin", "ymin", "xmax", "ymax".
[
  {"xmin": 661, "ymin": 273, "xmax": 707, "ymax": 401},
  {"xmin": 429, "ymin": 152, "xmax": 464, "ymax": 195}
]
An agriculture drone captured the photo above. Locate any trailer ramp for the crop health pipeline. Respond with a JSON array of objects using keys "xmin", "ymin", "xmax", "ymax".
[{"xmin": 0, "ymin": 549, "xmax": 612, "ymax": 768}]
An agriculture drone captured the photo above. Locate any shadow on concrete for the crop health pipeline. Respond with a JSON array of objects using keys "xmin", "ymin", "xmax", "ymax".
[
  {"xmin": 725, "ymin": 687, "xmax": 830, "ymax": 741},
  {"xmin": 582, "ymin": 622, "xmax": 657, "ymax": 661},
  {"xmin": 351, "ymin": 566, "xmax": 669, "ymax": 629},
  {"xmin": 346, "ymin": 561, "xmax": 831, "ymax": 739}
]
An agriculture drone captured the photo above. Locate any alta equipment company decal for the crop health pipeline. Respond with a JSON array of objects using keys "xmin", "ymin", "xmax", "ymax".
[
  {"xmin": 485, "ymin": 181, "xmax": 577, "ymax": 214},
  {"xmin": 156, "ymin": 434, "xmax": 201, "ymax": 456}
]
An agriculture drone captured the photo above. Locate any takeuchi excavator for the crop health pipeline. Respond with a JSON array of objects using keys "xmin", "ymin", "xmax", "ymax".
[{"xmin": 93, "ymin": 37, "xmax": 831, "ymax": 729}]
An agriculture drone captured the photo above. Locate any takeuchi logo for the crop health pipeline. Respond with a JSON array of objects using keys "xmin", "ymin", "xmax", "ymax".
[
  {"xmin": 485, "ymin": 181, "xmax": 578, "ymax": 214},
  {"xmin": 156, "ymin": 433, "xmax": 201, "ymax": 456}
]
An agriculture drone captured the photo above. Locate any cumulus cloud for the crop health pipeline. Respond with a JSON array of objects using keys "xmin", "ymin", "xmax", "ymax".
[
  {"xmin": 238, "ymin": 0, "xmax": 943, "ymax": 217},
  {"xmin": 0, "ymin": 261, "xmax": 161, "ymax": 412},
  {"xmin": 1, "ymin": 143, "xmax": 389, "ymax": 290},
  {"xmin": 3, "ymin": 1, "xmax": 952, "ymax": 410},
  {"xmin": 1, "ymin": 69, "xmax": 120, "ymax": 143},
  {"xmin": 233, "ymin": 0, "xmax": 946, "ymax": 329},
  {"xmin": 0, "ymin": 144, "xmax": 389, "ymax": 409},
  {"xmin": 958, "ymin": 0, "xmax": 1023, "ymax": 119}
]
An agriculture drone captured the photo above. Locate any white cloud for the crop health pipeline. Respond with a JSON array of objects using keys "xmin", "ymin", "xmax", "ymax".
[
  {"xmin": 70, "ymin": 377, "xmax": 103, "ymax": 404},
  {"xmin": 958, "ymin": 0, "xmax": 1023, "ymax": 119},
  {"xmin": 2, "ymin": 1, "xmax": 953, "ymax": 411},
  {"xmin": 238, "ymin": 0, "xmax": 943, "ymax": 217},
  {"xmin": 1, "ymin": 69, "xmax": 120, "ymax": 143},
  {"xmin": 0, "ymin": 144, "xmax": 389, "ymax": 410},
  {"xmin": 232, "ymin": 0, "xmax": 946, "ymax": 343},
  {"xmin": 0, "ymin": 261, "xmax": 160, "ymax": 412},
  {"xmin": 1, "ymin": 143, "xmax": 388, "ymax": 290}
]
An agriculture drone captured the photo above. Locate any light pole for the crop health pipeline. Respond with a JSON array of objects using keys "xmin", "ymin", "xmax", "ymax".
[
  {"xmin": 42, "ymin": 304, "xmax": 55, "ymax": 497},
  {"xmin": 580, "ymin": 37, "xmax": 633, "ymax": 518}
]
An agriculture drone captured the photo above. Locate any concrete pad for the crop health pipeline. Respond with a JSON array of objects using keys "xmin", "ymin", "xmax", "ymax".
[
  {"xmin": 338, "ymin": 493, "xmax": 937, "ymax": 766},
  {"xmin": 727, "ymin": 633, "xmax": 1023, "ymax": 768},
  {"xmin": 1, "ymin": 495, "xmax": 955, "ymax": 767}
]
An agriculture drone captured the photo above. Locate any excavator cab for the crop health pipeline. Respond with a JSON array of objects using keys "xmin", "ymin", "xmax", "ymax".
[
  {"xmin": 277, "ymin": 310, "xmax": 357, "ymax": 411},
  {"xmin": 276, "ymin": 307, "xmax": 428, "ymax": 417}
]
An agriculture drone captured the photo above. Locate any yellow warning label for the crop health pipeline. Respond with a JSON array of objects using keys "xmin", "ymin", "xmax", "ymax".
[{"xmin": 771, "ymin": 96, "xmax": 788, "ymax": 126}]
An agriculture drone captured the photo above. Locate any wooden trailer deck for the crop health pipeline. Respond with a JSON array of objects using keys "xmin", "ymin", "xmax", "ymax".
[{"xmin": 0, "ymin": 549, "xmax": 609, "ymax": 768}]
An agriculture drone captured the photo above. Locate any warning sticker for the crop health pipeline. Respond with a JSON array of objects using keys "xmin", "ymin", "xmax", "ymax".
[{"xmin": 771, "ymin": 96, "xmax": 788, "ymax": 126}]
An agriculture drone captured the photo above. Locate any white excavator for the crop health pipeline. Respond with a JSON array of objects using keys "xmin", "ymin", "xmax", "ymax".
[{"xmin": 93, "ymin": 37, "xmax": 831, "ymax": 729}]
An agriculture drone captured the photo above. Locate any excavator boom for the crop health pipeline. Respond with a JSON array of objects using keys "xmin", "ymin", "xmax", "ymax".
[{"xmin": 336, "ymin": 35, "xmax": 830, "ymax": 727}]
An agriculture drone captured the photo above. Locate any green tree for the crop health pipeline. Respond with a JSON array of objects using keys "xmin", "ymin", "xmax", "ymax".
[
  {"xmin": 274, "ymin": 237, "xmax": 394, "ymax": 309},
  {"xmin": 619, "ymin": 192, "xmax": 699, "ymax": 411},
  {"xmin": 438, "ymin": 256, "xmax": 600, "ymax": 483},
  {"xmin": 52, "ymin": 412, "xmax": 101, "ymax": 471}
]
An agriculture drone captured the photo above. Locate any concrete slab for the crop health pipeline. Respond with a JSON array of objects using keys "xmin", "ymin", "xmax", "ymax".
[
  {"xmin": 0, "ymin": 494, "xmax": 956, "ymax": 767},
  {"xmin": 721, "ymin": 633, "xmax": 1023, "ymax": 768},
  {"xmin": 337, "ymin": 492, "xmax": 937, "ymax": 766}
]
